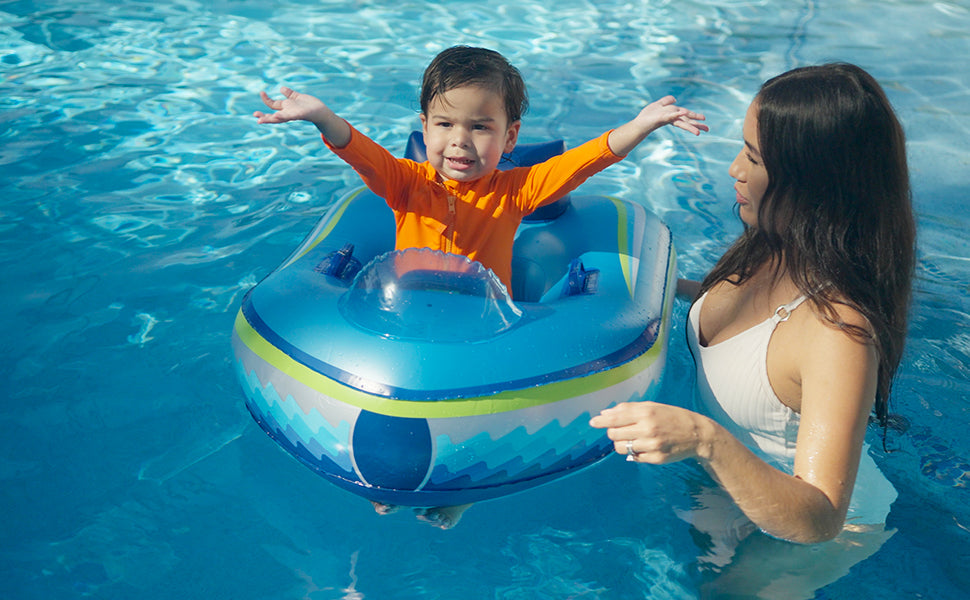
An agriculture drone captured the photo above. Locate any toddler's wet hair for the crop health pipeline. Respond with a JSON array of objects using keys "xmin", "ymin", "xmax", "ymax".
[{"xmin": 420, "ymin": 46, "xmax": 528, "ymax": 124}]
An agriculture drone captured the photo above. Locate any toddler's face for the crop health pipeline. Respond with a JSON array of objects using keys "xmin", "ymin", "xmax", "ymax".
[{"xmin": 420, "ymin": 85, "xmax": 519, "ymax": 182}]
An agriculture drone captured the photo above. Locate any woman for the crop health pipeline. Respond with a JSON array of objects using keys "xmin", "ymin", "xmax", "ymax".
[{"xmin": 591, "ymin": 63, "xmax": 915, "ymax": 547}]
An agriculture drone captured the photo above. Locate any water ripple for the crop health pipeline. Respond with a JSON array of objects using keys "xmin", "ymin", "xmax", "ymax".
[{"xmin": 1, "ymin": 1, "xmax": 969, "ymax": 599}]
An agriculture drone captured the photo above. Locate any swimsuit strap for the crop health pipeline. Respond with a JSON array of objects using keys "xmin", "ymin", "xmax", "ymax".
[{"xmin": 771, "ymin": 295, "xmax": 808, "ymax": 324}]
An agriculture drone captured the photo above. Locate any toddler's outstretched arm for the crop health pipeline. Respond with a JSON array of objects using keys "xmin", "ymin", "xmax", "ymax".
[
  {"xmin": 254, "ymin": 86, "xmax": 352, "ymax": 147},
  {"xmin": 608, "ymin": 96, "xmax": 707, "ymax": 156}
]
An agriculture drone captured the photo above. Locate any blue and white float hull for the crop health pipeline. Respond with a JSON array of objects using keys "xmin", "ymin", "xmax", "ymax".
[{"xmin": 232, "ymin": 143, "xmax": 676, "ymax": 507}]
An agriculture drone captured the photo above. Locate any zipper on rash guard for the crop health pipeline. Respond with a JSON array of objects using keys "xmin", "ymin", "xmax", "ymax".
[{"xmin": 445, "ymin": 193, "xmax": 457, "ymax": 253}]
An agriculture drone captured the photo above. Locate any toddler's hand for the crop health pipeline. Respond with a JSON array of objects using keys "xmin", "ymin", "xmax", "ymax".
[
  {"xmin": 254, "ymin": 86, "xmax": 329, "ymax": 125},
  {"xmin": 637, "ymin": 96, "xmax": 708, "ymax": 136}
]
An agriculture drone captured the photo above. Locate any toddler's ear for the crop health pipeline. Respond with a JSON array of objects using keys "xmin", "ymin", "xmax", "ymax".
[{"xmin": 504, "ymin": 120, "xmax": 521, "ymax": 153}]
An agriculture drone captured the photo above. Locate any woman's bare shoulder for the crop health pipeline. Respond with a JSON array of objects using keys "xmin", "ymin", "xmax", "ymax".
[{"xmin": 796, "ymin": 297, "xmax": 879, "ymax": 398}]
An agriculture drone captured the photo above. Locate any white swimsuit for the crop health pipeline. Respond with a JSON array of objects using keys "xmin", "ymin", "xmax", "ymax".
[
  {"xmin": 687, "ymin": 292, "xmax": 806, "ymax": 469},
  {"xmin": 686, "ymin": 291, "xmax": 896, "ymax": 525}
]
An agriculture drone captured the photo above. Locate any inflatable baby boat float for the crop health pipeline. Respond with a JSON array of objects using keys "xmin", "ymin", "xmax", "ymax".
[{"xmin": 232, "ymin": 133, "xmax": 676, "ymax": 507}]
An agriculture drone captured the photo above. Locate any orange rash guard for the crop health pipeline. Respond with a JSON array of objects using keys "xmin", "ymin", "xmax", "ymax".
[{"xmin": 324, "ymin": 125, "xmax": 622, "ymax": 292}]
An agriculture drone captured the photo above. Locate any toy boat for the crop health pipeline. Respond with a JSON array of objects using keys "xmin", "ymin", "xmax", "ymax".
[{"xmin": 231, "ymin": 134, "xmax": 676, "ymax": 507}]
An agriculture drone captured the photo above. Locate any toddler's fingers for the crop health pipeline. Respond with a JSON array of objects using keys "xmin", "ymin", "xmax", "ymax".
[
  {"xmin": 685, "ymin": 118, "xmax": 710, "ymax": 131},
  {"xmin": 259, "ymin": 90, "xmax": 279, "ymax": 110}
]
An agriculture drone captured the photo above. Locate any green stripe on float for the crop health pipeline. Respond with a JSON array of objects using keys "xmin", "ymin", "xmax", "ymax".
[
  {"xmin": 280, "ymin": 189, "xmax": 365, "ymax": 269},
  {"xmin": 233, "ymin": 309, "xmax": 666, "ymax": 419},
  {"xmin": 609, "ymin": 197, "xmax": 635, "ymax": 297}
]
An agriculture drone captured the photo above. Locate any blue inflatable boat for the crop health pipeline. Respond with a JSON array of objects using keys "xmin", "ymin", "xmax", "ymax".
[{"xmin": 232, "ymin": 133, "xmax": 676, "ymax": 507}]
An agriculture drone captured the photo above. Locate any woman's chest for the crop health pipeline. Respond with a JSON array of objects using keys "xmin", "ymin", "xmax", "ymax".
[{"xmin": 697, "ymin": 281, "xmax": 806, "ymax": 412}]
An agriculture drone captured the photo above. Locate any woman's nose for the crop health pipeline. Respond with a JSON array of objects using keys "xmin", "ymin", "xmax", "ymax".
[{"xmin": 728, "ymin": 150, "xmax": 744, "ymax": 180}]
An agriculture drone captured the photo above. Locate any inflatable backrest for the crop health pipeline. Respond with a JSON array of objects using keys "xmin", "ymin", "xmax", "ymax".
[
  {"xmin": 511, "ymin": 198, "xmax": 633, "ymax": 303},
  {"xmin": 403, "ymin": 131, "xmax": 571, "ymax": 221}
]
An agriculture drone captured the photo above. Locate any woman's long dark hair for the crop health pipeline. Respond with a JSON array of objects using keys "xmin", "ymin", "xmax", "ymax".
[{"xmin": 700, "ymin": 63, "xmax": 915, "ymax": 424}]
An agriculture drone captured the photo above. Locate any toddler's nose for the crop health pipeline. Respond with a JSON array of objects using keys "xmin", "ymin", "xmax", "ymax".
[{"xmin": 450, "ymin": 127, "xmax": 472, "ymax": 148}]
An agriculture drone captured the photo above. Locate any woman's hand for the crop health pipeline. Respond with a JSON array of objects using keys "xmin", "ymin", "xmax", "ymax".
[
  {"xmin": 591, "ymin": 395, "xmax": 862, "ymax": 543},
  {"xmin": 589, "ymin": 401, "xmax": 715, "ymax": 464}
]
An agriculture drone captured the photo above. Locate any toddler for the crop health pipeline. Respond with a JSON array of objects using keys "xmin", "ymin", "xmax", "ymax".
[{"xmin": 255, "ymin": 45, "xmax": 706, "ymax": 295}]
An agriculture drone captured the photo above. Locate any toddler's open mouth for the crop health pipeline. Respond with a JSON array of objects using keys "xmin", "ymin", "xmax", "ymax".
[{"xmin": 446, "ymin": 156, "xmax": 475, "ymax": 168}]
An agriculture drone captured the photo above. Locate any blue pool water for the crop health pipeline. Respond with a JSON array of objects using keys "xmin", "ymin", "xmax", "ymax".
[{"xmin": 2, "ymin": 0, "xmax": 969, "ymax": 598}]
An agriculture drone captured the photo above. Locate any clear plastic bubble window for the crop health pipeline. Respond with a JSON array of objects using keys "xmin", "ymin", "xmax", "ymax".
[{"xmin": 339, "ymin": 249, "xmax": 523, "ymax": 341}]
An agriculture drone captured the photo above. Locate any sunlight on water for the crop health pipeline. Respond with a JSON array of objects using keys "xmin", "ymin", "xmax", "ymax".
[{"xmin": 1, "ymin": 0, "xmax": 969, "ymax": 598}]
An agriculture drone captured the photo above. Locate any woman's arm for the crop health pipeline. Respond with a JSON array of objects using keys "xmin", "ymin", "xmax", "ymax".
[
  {"xmin": 590, "ymin": 308, "xmax": 878, "ymax": 543},
  {"xmin": 676, "ymin": 278, "xmax": 701, "ymax": 301}
]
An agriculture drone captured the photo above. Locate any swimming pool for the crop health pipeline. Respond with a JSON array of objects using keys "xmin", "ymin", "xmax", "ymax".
[{"xmin": 2, "ymin": 0, "xmax": 968, "ymax": 597}]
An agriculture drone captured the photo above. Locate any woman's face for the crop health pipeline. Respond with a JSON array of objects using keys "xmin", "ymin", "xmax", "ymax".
[{"xmin": 728, "ymin": 101, "xmax": 769, "ymax": 228}]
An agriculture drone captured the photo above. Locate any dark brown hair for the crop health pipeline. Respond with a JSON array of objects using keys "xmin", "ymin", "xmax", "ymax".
[
  {"xmin": 701, "ymin": 63, "xmax": 915, "ymax": 424},
  {"xmin": 419, "ymin": 46, "xmax": 528, "ymax": 124}
]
